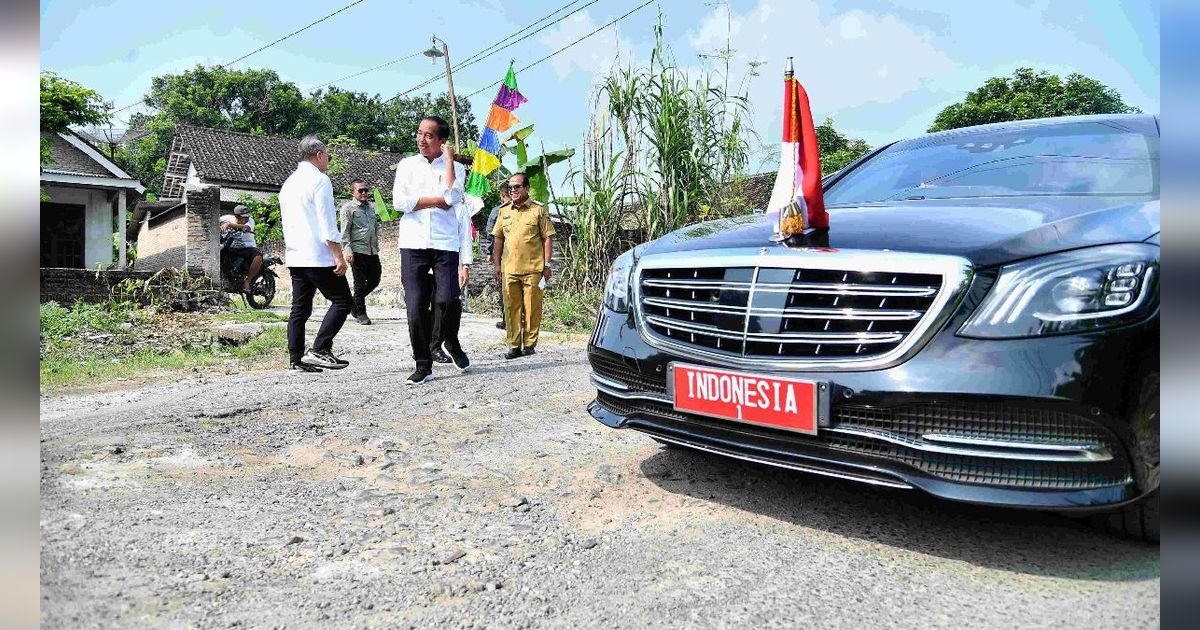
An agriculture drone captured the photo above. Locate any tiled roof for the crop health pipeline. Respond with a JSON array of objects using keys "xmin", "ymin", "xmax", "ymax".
[
  {"xmin": 41, "ymin": 131, "xmax": 111, "ymax": 177},
  {"xmin": 171, "ymin": 124, "xmax": 405, "ymax": 193}
]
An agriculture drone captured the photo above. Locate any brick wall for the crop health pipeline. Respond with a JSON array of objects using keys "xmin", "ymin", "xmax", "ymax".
[
  {"xmin": 135, "ymin": 210, "xmax": 186, "ymax": 271},
  {"xmin": 40, "ymin": 268, "xmax": 156, "ymax": 304},
  {"xmin": 185, "ymin": 186, "xmax": 221, "ymax": 278}
]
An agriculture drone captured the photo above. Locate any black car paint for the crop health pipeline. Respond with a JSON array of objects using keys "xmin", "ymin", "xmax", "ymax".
[{"xmin": 587, "ymin": 115, "xmax": 1161, "ymax": 511}]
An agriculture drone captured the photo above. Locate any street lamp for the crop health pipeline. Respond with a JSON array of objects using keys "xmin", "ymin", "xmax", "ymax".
[{"xmin": 423, "ymin": 35, "xmax": 461, "ymax": 149}]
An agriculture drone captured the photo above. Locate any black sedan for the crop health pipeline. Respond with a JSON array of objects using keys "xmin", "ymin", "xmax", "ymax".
[{"xmin": 587, "ymin": 114, "xmax": 1160, "ymax": 541}]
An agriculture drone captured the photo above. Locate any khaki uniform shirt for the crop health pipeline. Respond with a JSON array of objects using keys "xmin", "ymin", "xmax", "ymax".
[
  {"xmin": 339, "ymin": 200, "xmax": 381, "ymax": 255},
  {"xmin": 491, "ymin": 199, "xmax": 555, "ymax": 275}
]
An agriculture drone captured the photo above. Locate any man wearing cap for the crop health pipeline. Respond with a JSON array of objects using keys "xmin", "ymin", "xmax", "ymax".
[
  {"xmin": 219, "ymin": 204, "xmax": 262, "ymax": 293},
  {"xmin": 491, "ymin": 172, "xmax": 554, "ymax": 360},
  {"xmin": 340, "ymin": 179, "xmax": 382, "ymax": 325}
]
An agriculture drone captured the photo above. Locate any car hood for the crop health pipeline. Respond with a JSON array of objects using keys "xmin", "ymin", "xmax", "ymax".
[{"xmin": 641, "ymin": 196, "xmax": 1160, "ymax": 268}]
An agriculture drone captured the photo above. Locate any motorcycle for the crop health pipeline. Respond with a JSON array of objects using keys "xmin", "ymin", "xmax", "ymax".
[{"xmin": 220, "ymin": 235, "xmax": 281, "ymax": 309}]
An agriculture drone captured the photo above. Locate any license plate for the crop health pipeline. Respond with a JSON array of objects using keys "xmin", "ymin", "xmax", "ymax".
[{"xmin": 671, "ymin": 363, "xmax": 819, "ymax": 434}]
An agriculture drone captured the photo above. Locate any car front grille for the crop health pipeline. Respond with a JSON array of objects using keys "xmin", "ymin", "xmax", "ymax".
[
  {"xmin": 637, "ymin": 264, "xmax": 944, "ymax": 364},
  {"xmin": 594, "ymin": 392, "xmax": 1131, "ymax": 490}
]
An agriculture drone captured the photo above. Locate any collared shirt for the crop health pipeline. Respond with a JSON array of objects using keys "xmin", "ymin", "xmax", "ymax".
[
  {"xmin": 484, "ymin": 203, "xmax": 504, "ymax": 256},
  {"xmin": 339, "ymin": 200, "xmax": 380, "ymax": 255},
  {"xmin": 280, "ymin": 161, "xmax": 339, "ymax": 267},
  {"xmin": 491, "ymin": 199, "xmax": 555, "ymax": 275},
  {"xmin": 219, "ymin": 215, "xmax": 257, "ymax": 248},
  {"xmin": 392, "ymin": 152, "xmax": 472, "ymax": 264}
]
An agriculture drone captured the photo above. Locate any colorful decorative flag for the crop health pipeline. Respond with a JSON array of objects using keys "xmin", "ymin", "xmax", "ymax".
[
  {"xmin": 766, "ymin": 58, "xmax": 828, "ymax": 231},
  {"xmin": 465, "ymin": 62, "xmax": 528, "ymax": 214}
]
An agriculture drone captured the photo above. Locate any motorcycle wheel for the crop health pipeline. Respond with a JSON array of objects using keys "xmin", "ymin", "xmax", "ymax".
[{"xmin": 245, "ymin": 273, "xmax": 276, "ymax": 309}]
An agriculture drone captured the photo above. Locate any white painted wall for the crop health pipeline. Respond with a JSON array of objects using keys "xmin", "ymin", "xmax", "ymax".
[{"xmin": 42, "ymin": 185, "xmax": 113, "ymax": 269}]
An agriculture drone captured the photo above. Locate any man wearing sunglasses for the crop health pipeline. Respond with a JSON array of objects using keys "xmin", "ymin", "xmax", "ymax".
[
  {"xmin": 340, "ymin": 179, "xmax": 382, "ymax": 325},
  {"xmin": 491, "ymin": 172, "xmax": 555, "ymax": 360}
]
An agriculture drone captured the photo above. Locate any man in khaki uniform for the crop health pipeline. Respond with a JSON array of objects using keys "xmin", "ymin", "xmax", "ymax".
[{"xmin": 491, "ymin": 172, "xmax": 554, "ymax": 360}]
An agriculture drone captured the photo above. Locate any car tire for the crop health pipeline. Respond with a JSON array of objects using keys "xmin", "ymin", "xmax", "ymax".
[{"xmin": 1090, "ymin": 490, "xmax": 1159, "ymax": 543}]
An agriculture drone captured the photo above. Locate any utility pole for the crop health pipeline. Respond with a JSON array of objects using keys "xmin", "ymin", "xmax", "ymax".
[{"xmin": 424, "ymin": 36, "xmax": 460, "ymax": 148}]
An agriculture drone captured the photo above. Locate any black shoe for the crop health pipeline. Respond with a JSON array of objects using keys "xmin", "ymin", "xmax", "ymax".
[
  {"xmin": 356, "ymin": 314, "xmax": 372, "ymax": 325},
  {"xmin": 289, "ymin": 361, "xmax": 322, "ymax": 373},
  {"xmin": 304, "ymin": 348, "xmax": 348, "ymax": 369},
  {"xmin": 495, "ymin": 321, "xmax": 505, "ymax": 329},
  {"xmin": 504, "ymin": 348, "xmax": 523, "ymax": 360},
  {"xmin": 522, "ymin": 346, "xmax": 536, "ymax": 356},
  {"xmin": 447, "ymin": 347, "xmax": 470, "ymax": 371},
  {"xmin": 405, "ymin": 368, "xmax": 433, "ymax": 385},
  {"xmin": 431, "ymin": 347, "xmax": 452, "ymax": 364}
]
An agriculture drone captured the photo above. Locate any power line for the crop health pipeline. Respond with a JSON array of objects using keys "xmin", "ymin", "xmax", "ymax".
[
  {"xmin": 110, "ymin": 0, "xmax": 370, "ymax": 121},
  {"xmin": 310, "ymin": 49, "xmax": 425, "ymax": 93},
  {"xmin": 384, "ymin": 0, "xmax": 601, "ymax": 103},
  {"xmin": 464, "ymin": 0, "xmax": 654, "ymax": 99},
  {"xmin": 219, "ymin": 0, "xmax": 368, "ymax": 69}
]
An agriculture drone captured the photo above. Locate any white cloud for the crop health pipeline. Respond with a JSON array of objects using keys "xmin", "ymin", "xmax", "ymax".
[
  {"xmin": 687, "ymin": 0, "xmax": 958, "ymax": 145},
  {"xmin": 538, "ymin": 12, "xmax": 635, "ymax": 81}
]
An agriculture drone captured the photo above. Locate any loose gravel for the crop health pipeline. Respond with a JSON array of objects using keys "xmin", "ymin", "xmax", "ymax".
[{"xmin": 40, "ymin": 309, "xmax": 1160, "ymax": 628}]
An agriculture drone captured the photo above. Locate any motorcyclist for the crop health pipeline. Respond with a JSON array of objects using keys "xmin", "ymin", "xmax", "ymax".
[{"xmin": 220, "ymin": 204, "xmax": 263, "ymax": 293}]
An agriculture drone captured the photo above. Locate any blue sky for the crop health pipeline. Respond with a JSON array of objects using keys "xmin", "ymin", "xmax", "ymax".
[{"xmin": 41, "ymin": 0, "xmax": 1159, "ymax": 174}]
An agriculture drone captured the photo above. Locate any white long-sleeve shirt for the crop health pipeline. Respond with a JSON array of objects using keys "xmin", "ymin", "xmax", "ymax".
[
  {"xmin": 280, "ymin": 161, "xmax": 339, "ymax": 267},
  {"xmin": 392, "ymin": 152, "xmax": 472, "ymax": 264}
]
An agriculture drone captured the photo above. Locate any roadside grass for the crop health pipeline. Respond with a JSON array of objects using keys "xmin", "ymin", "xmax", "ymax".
[
  {"xmin": 40, "ymin": 300, "xmax": 287, "ymax": 392},
  {"xmin": 542, "ymin": 287, "xmax": 602, "ymax": 333}
]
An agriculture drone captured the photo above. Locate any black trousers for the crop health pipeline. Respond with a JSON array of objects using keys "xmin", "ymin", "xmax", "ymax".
[
  {"xmin": 401, "ymin": 248, "xmax": 461, "ymax": 371},
  {"xmin": 349, "ymin": 253, "xmax": 382, "ymax": 317},
  {"xmin": 288, "ymin": 266, "xmax": 353, "ymax": 364}
]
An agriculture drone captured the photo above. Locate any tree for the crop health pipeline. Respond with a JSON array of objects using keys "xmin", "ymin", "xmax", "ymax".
[
  {"xmin": 115, "ymin": 64, "xmax": 479, "ymax": 197},
  {"xmin": 928, "ymin": 67, "xmax": 1140, "ymax": 133},
  {"xmin": 379, "ymin": 92, "xmax": 479, "ymax": 154},
  {"xmin": 40, "ymin": 71, "xmax": 110, "ymax": 165},
  {"xmin": 814, "ymin": 117, "xmax": 871, "ymax": 175}
]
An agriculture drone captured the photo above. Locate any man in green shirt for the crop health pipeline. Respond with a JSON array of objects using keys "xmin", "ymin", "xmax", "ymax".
[{"xmin": 339, "ymin": 179, "xmax": 382, "ymax": 325}]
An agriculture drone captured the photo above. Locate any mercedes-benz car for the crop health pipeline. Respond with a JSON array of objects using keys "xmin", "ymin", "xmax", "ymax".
[{"xmin": 587, "ymin": 114, "xmax": 1160, "ymax": 541}]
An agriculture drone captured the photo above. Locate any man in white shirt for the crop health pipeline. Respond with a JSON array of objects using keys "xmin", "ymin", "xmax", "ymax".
[
  {"xmin": 219, "ymin": 204, "xmax": 261, "ymax": 293},
  {"xmin": 280, "ymin": 135, "xmax": 354, "ymax": 373},
  {"xmin": 392, "ymin": 115, "xmax": 473, "ymax": 384}
]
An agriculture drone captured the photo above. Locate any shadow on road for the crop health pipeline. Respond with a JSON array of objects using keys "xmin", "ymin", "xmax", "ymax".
[{"xmin": 636, "ymin": 445, "xmax": 1159, "ymax": 582}]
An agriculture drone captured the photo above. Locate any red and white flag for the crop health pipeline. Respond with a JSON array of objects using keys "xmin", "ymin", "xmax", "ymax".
[{"xmin": 766, "ymin": 58, "xmax": 828, "ymax": 230}]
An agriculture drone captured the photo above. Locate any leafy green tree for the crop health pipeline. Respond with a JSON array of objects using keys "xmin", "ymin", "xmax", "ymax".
[
  {"xmin": 116, "ymin": 64, "xmax": 479, "ymax": 197},
  {"xmin": 40, "ymin": 71, "xmax": 110, "ymax": 165},
  {"xmin": 928, "ymin": 67, "xmax": 1140, "ymax": 132},
  {"xmin": 306, "ymin": 88, "xmax": 388, "ymax": 149},
  {"xmin": 814, "ymin": 117, "xmax": 871, "ymax": 175},
  {"xmin": 236, "ymin": 193, "xmax": 283, "ymax": 243},
  {"xmin": 380, "ymin": 92, "xmax": 479, "ymax": 154}
]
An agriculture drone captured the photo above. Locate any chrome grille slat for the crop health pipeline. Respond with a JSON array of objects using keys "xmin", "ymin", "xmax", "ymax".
[
  {"xmin": 643, "ymin": 296, "xmax": 923, "ymax": 320},
  {"xmin": 646, "ymin": 315, "xmax": 904, "ymax": 345},
  {"xmin": 634, "ymin": 248, "xmax": 974, "ymax": 369},
  {"xmin": 643, "ymin": 278, "xmax": 937, "ymax": 297}
]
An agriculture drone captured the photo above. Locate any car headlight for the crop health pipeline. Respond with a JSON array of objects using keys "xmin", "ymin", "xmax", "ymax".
[
  {"xmin": 603, "ymin": 248, "xmax": 637, "ymax": 313},
  {"xmin": 958, "ymin": 243, "xmax": 1158, "ymax": 338}
]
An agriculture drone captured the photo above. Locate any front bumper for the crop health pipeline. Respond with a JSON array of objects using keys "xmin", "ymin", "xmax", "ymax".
[{"xmin": 587, "ymin": 297, "xmax": 1159, "ymax": 511}]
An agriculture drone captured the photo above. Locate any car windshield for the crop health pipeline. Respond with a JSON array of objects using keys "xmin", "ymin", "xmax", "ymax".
[{"xmin": 823, "ymin": 119, "xmax": 1159, "ymax": 206}]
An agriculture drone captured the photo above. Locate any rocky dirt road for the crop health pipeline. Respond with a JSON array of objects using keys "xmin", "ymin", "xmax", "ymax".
[{"xmin": 40, "ymin": 309, "xmax": 1160, "ymax": 628}]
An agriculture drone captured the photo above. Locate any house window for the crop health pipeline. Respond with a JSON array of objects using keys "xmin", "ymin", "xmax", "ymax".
[{"xmin": 41, "ymin": 202, "xmax": 85, "ymax": 268}]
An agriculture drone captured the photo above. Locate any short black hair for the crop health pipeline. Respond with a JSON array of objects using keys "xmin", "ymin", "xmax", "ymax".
[
  {"xmin": 508, "ymin": 172, "xmax": 530, "ymax": 187},
  {"xmin": 421, "ymin": 115, "xmax": 451, "ymax": 141},
  {"xmin": 350, "ymin": 179, "xmax": 366, "ymax": 187}
]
